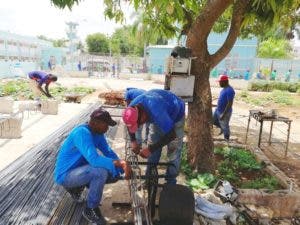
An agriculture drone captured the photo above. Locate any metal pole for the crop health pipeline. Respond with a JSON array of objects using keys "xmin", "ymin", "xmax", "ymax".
[
  {"xmin": 258, "ymin": 120, "xmax": 263, "ymax": 148},
  {"xmin": 245, "ymin": 112, "xmax": 251, "ymax": 144},
  {"xmin": 285, "ymin": 121, "xmax": 291, "ymax": 157},
  {"xmin": 268, "ymin": 121, "xmax": 273, "ymax": 145}
]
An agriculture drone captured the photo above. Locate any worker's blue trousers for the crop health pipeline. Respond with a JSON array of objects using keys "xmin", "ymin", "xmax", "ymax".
[
  {"xmin": 61, "ymin": 165, "xmax": 109, "ymax": 208},
  {"xmin": 213, "ymin": 110, "xmax": 232, "ymax": 140},
  {"xmin": 146, "ymin": 117, "xmax": 185, "ymax": 184}
]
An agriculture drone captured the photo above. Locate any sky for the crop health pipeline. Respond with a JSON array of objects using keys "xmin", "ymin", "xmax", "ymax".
[{"xmin": 0, "ymin": 0, "xmax": 134, "ymax": 41}]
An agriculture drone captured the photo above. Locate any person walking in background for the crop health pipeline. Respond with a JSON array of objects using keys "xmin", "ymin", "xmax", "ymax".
[
  {"xmin": 256, "ymin": 70, "xmax": 264, "ymax": 79},
  {"xmin": 48, "ymin": 60, "xmax": 52, "ymax": 70},
  {"xmin": 122, "ymin": 89, "xmax": 185, "ymax": 184},
  {"xmin": 270, "ymin": 69, "xmax": 277, "ymax": 81},
  {"xmin": 28, "ymin": 71, "xmax": 57, "ymax": 99},
  {"xmin": 213, "ymin": 75, "xmax": 235, "ymax": 141},
  {"xmin": 285, "ymin": 69, "xmax": 291, "ymax": 82},
  {"xmin": 54, "ymin": 108, "xmax": 131, "ymax": 225},
  {"xmin": 244, "ymin": 69, "xmax": 250, "ymax": 80},
  {"xmin": 124, "ymin": 88, "xmax": 149, "ymax": 145},
  {"xmin": 112, "ymin": 63, "xmax": 116, "ymax": 77},
  {"xmin": 78, "ymin": 61, "xmax": 82, "ymax": 71}
]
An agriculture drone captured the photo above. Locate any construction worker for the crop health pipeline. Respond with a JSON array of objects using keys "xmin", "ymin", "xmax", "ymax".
[
  {"xmin": 54, "ymin": 107, "xmax": 131, "ymax": 225},
  {"xmin": 213, "ymin": 75, "xmax": 235, "ymax": 141},
  {"xmin": 28, "ymin": 71, "xmax": 57, "ymax": 99},
  {"xmin": 122, "ymin": 89, "xmax": 185, "ymax": 184},
  {"xmin": 124, "ymin": 87, "xmax": 149, "ymax": 145}
]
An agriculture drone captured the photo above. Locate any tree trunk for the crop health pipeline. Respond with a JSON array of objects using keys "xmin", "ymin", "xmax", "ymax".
[
  {"xmin": 187, "ymin": 60, "xmax": 215, "ymax": 173},
  {"xmin": 185, "ymin": 0, "xmax": 249, "ymax": 173}
]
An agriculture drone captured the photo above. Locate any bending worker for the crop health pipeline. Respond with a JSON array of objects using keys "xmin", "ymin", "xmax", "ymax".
[
  {"xmin": 28, "ymin": 70, "xmax": 57, "ymax": 98},
  {"xmin": 122, "ymin": 89, "xmax": 185, "ymax": 184},
  {"xmin": 54, "ymin": 107, "xmax": 131, "ymax": 225},
  {"xmin": 124, "ymin": 87, "xmax": 149, "ymax": 145}
]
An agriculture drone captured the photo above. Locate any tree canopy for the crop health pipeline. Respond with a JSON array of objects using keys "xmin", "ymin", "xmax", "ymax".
[
  {"xmin": 86, "ymin": 33, "xmax": 110, "ymax": 54},
  {"xmin": 257, "ymin": 38, "xmax": 293, "ymax": 59}
]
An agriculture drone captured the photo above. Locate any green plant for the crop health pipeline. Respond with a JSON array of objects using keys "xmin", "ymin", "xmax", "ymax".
[
  {"xmin": 180, "ymin": 144, "xmax": 197, "ymax": 179},
  {"xmin": 69, "ymin": 87, "xmax": 95, "ymax": 94},
  {"xmin": 187, "ymin": 173, "xmax": 216, "ymax": 191},
  {"xmin": 266, "ymin": 90, "xmax": 293, "ymax": 105},
  {"xmin": 241, "ymin": 176, "xmax": 280, "ymax": 191}
]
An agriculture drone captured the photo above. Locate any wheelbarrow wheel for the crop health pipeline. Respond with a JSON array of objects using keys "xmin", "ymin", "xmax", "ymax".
[{"xmin": 158, "ymin": 184, "xmax": 194, "ymax": 225}]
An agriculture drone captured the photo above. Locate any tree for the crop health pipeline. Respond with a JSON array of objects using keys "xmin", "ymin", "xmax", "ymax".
[
  {"xmin": 86, "ymin": 33, "xmax": 109, "ymax": 54},
  {"xmin": 51, "ymin": 0, "xmax": 300, "ymax": 173},
  {"xmin": 111, "ymin": 25, "xmax": 144, "ymax": 56},
  {"xmin": 258, "ymin": 38, "xmax": 292, "ymax": 59}
]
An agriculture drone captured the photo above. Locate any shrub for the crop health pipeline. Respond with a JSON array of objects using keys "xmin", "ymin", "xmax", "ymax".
[{"xmin": 248, "ymin": 81, "xmax": 300, "ymax": 93}]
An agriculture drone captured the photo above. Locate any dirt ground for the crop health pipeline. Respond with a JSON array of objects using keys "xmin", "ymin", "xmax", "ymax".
[{"xmin": 227, "ymin": 92, "xmax": 300, "ymax": 189}]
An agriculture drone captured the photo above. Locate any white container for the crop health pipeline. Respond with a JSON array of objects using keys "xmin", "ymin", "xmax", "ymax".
[
  {"xmin": 41, "ymin": 100, "xmax": 59, "ymax": 115},
  {"xmin": 0, "ymin": 115, "xmax": 23, "ymax": 138},
  {"xmin": 170, "ymin": 75, "xmax": 195, "ymax": 97},
  {"xmin": 165, "ymin": 57, "xmax": 190, "ymax": 74},
  {"xmin": 0, "ymin": 97, "xmax": 14, "ymax": 114}
]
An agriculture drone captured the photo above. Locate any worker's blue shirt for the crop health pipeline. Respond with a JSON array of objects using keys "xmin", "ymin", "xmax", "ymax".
[
  {"xmin": 216, "ymin": 86, "xmax": 235, "ymax": 114},
  {"xmin": 129, "ymin": 89, "xmax": 185, "ymax": 134},
  {"xmin": 124, "ymin": 88, "xmax": 146, "ymax": 101},
  {"xmin": 28, "ymin": 71, "xmax": 49, "ymax": 86},
  {"xmin": 54, "ymin": 124, "xmax": 120, "ymax": 184}
]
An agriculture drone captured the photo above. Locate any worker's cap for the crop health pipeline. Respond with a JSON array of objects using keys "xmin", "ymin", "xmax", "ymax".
[
  {"xmin": 122, "ymin": 107, "xmax": 138, "ymax": 133},
  {"xmin": 217, "ymin": 75, "xmax": 229, "ymax": 82},
  {"xmin": 90, "ymin": 108, "xmax": 117, "ymax": 126}
]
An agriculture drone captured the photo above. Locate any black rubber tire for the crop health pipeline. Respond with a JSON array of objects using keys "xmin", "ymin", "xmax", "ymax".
[{"xmin": 158, "ymin": 184, "xmax": 194, "ymax": 225}]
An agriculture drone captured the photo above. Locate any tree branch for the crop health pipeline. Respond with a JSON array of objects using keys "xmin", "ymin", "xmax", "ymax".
[
  {"xmin": 187, "ymin": 0, "xmax": 233, "ymax": 56},
  {"xmin": 209, "ymin": 0, "xmax": 251, "ymax": 68},
  {"xmin": 191, "ymin": 1, "xmax": 233, "ymax": 37}
]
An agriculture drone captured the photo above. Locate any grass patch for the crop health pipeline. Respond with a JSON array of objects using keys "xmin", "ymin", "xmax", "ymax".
[
  {"xmin": 236, "ymin": 90, "xmax": 300, "ymax": 106},
  {"xmin": 248, "ymin": 81, "xmax": 300, "ymax": 93}
]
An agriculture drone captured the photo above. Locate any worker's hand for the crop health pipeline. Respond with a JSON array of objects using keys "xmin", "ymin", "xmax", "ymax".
[
  {"xmin": 114, "ymin": 160, "xmax": 132, "ymax": 180},
  {"xmin": 131, "ymin": 141, "xmax": 141, "ymax": 154},
  {"xmin": 139, "ymin": 147, "xmax": 151, "ymax": 159}
]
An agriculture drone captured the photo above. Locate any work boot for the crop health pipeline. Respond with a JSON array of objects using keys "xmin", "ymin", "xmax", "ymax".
[
  {"xmin": 65, "ymin": 186, "xmax": 84, "ymax": 203},
  {"xmin": 82, "ymin": 207, "xmax": 107, "ymax": 225}
]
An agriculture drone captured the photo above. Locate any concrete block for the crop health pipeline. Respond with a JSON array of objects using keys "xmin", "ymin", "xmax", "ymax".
[
  {"xmin": 0, "ymin": 116, "xmax": 23, "ymax": 138},
  {"xmin": 41, "ymin": 100, "xmax": 59, "ymax": 115},
  {"xmin": 0, "ymin": 97, "xmax": 14, "ymax": 114},
  {"xmin": 18, "ymin": 101, "xmax": 39, "ymax": 112}
]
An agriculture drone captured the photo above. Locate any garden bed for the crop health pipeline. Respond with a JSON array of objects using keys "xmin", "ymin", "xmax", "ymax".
[
  {"xmin": 0, "ymin": 79, "xmax": 95, "ymax": 101},
  {"xmin": 181, "ymin": 144, "xmax": 282, "ymax": 192}
]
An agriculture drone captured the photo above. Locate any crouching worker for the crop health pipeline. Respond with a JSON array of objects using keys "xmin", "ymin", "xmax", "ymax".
[{"xmin": 54, "ymin": 107, "xmax": 131, "ymax": 225}]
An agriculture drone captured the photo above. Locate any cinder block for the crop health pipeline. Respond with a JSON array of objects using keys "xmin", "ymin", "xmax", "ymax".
[
  {"xmin": 0, "ymin": 97, "xmax": 14, "ymax": 114},
  {"xmin": 18, "ymin": 101, "xmax": 39, "ymax": 112},
  {"xmin": 0, "ymin": 116, "xmax": 23, "ymax": 138},
  {"xmin": 41, "ymin": 100, "xmax": 59, "ymax": 115}
]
